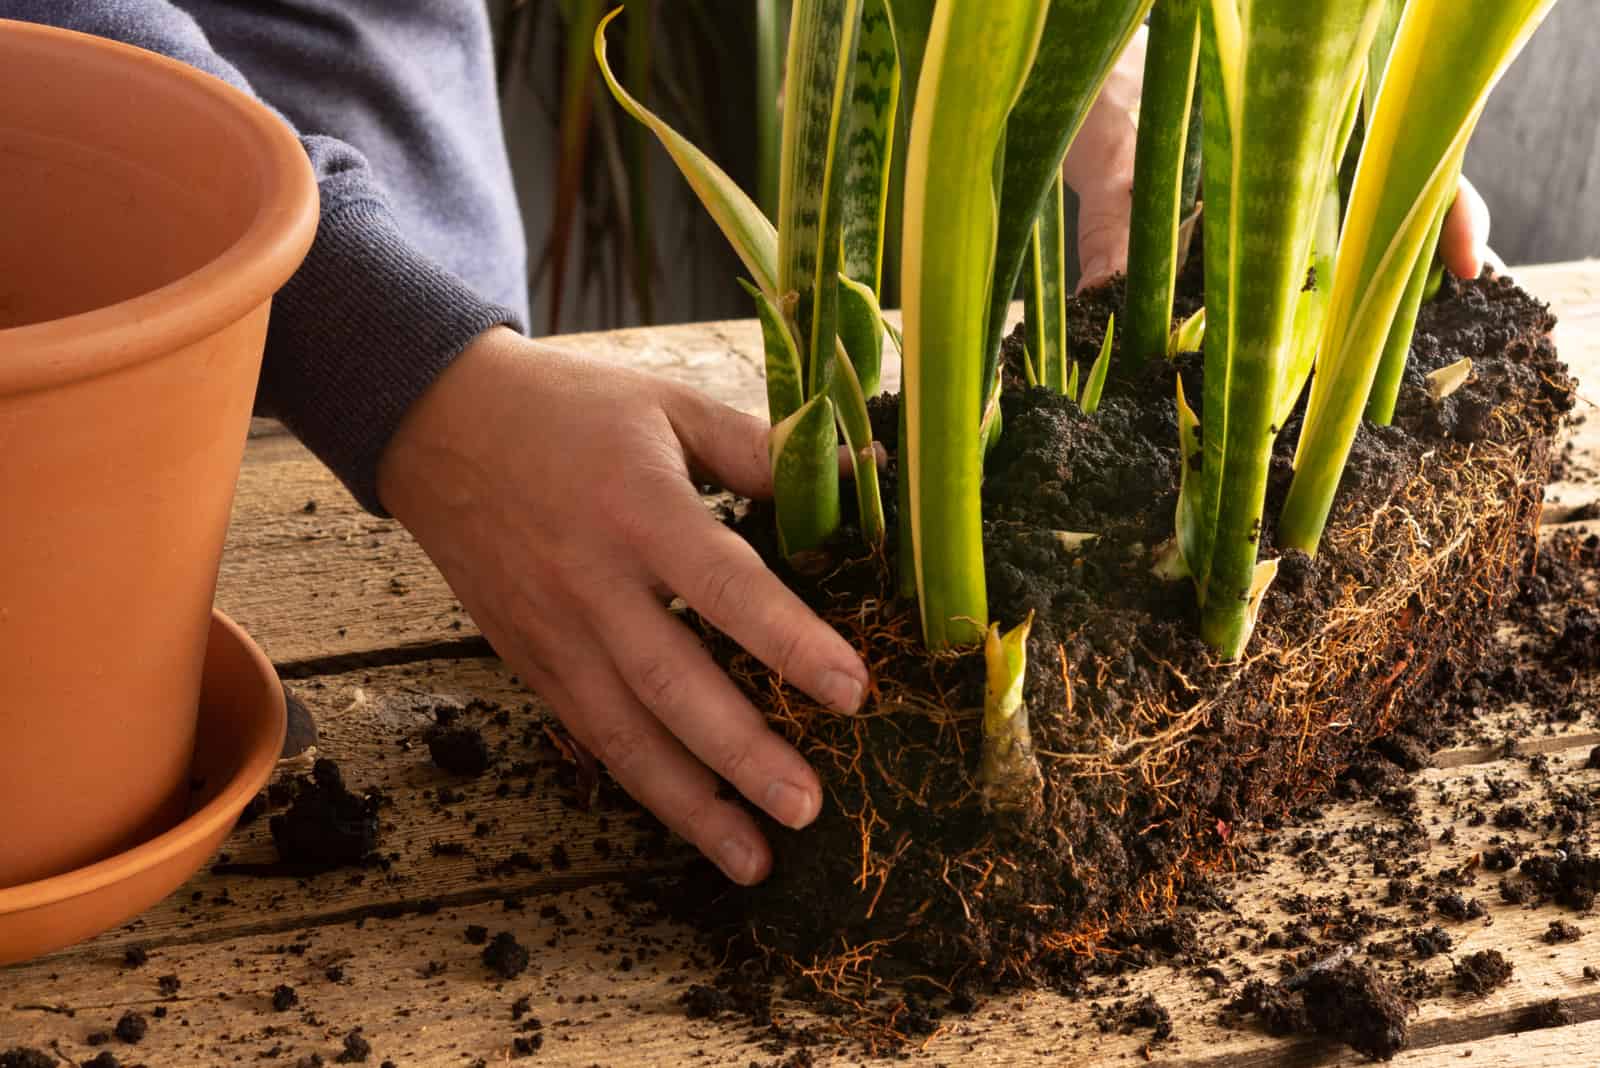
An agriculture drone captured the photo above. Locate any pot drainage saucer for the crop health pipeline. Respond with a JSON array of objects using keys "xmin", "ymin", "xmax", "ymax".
[{"xmin": 0, "ymin": 610, "xmax": 285, "ymax": 966}]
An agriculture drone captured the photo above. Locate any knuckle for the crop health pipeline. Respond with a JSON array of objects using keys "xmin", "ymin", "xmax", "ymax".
[
  {"xmin": 594, "ymin": 722, "xmax": 651, "ymax": 778},
  {"xmin": 633, "ymin": 655, "xmax": 682, "ymax": 716},
  {"xmin": 717, "ymin": 740, "xmax": 753, "ymax": 786},
  {"xmin": 696, "ymin": 559, "xmax": 754, "ymax": 623}
]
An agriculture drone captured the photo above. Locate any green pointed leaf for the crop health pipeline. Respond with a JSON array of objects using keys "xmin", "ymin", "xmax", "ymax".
[
  {"xmin": 1168, "ymin": 306, "xmax": 1206, "ymax": 357},
  {"xmin": 1066, "ymin": 359, "xmax": 1080, "ymax": 403},
  {"xmin": 829, "ymin": 339, "xmax": 886, "ymax": 547},
  {"xmin": 1079, "ymin": 313, "xmax": 1115, "ymax": 415},
  {"xmin": 1174, "ymin": 373, "xmax": 1204, "ymax": 590},
  {"xmin": 1028, "ymin": 173, "xmax": 1070, "ymax": 394},
  {"xmin": 595, "ymin": 8, "xmax": 778, "ymax": 293},
  {"xmin": 1365, "ymin": 177, "xmax": 1454, "ymax": 424},
  {"xmin": 770, "ymin": 395, "xmax": 842, "ymax": 558},
  {"xmin": 837, "ymin": 274, "xmax": 885, "ymax": 397},
  {"xmin": 740, "ymin": 278, "xmax": 805, "ymax": 424}
]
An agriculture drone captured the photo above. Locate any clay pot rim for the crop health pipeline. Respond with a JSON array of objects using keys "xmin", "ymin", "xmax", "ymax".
[
  {"xmin": 0, "ymin": 19, "xmax": 319, "ymax": 397},
  {"xmin": 0, "ymin": 610, "xmax": 285, "ymax": 913}
]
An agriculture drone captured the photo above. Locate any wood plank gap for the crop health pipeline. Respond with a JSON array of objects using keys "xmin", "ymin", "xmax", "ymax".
[
  {"xmin": 1433, "ymin": 729, "xmax": 1600, "ymax": 769},
  {"xmin": 57, "ymin": 867, "xmax": 657, "ymax": 963},
  {"xmin": 1162, "ymin": 991, "xmax": 1600, "ymax": 1068},
  {"xmin": 273, "ymin": 635, "xmax": 496, "ymax": 679}
]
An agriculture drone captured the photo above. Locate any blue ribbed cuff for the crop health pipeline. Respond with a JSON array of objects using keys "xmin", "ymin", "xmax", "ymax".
[{"xmin": 257, "ymin": 199, "xmax": 522, "ymax": 515}]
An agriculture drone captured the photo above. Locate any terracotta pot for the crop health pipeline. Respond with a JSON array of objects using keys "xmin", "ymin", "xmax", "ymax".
[{"xmin": 0, "ymin": 21, "xmax": 317, "ymax": 886}]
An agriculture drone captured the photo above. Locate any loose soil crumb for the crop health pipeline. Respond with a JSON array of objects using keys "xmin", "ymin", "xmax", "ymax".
[
  {"xmin": 1522, "ymin": 998, "xmax": 1574, "ymax": 1030},
  {"xmin": 482, "ymin": 932, "xmax": 530, "ymax": 979},
  {"xmin": 427, "ymin": 725, "xmax": 491, "ymax": 777},
  {"xmin": 335, "ymin": 1031, "xmax": 371, "ymax": 1063},
  {"xmin": 0, "ymin": 1051, "xmax": 54, "ymax": 1068},
  {"xmin": 265, "ymin": 760, "xmax": 382, "ymax": 871},
  {"xmin": 1453, "ymin": 950, "xmax": 1514, "ymax": 995},
  {"xmin": 113, "ymin": 1010, "xmax": 146, "ymax": 1043},
  {"xmin": 1231, "ymin": 961, "xmax": 1410, "ymax": 1061},
  {"xmin": 271, "ymin": 984, "xmax": 299, "ymax": 1012}
]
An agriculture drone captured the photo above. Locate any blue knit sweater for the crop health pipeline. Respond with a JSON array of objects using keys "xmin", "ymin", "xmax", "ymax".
[{"xmin": 2, "ymin": 1, "xmax": 528, "ymax": 513}]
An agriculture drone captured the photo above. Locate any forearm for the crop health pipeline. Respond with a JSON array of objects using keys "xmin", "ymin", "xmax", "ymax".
[{"xmin": 1, "ymin": 1, "xmax": 521, "ymax": 514}]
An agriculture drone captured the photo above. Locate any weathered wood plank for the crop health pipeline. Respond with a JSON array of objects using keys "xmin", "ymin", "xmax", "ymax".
[{"xmin": 6, "ymin": 663, "xmax": 1600, "ymax": 1065}]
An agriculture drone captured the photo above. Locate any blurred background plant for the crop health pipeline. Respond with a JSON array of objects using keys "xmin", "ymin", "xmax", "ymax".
[
  {"xmin": 491, "ymin": 0, "xmax": 1598, "ymax": 337},
  {"xmin": 491, "ymin": 0, "xmax": 787, "ymax": 334}
]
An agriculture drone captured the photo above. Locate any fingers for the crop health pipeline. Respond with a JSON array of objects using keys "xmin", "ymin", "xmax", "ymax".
[
  {"xmin": 596, "ymin": 584, "xmax": 823, "ymax": 831},
  {"xmin": 639, "ymin": 489, "xmax": 869, "ymax": 715},
  {"xmin": 662, "ymin": 387, "xmax": 774, "ymax": 499},
  {"xmin": 530, "ymin": 622, "xmax": 775, "ymax": 885},
  {"xmin": 1440, "ymin": 175, "xmax": 1491, "ymax": 280}
]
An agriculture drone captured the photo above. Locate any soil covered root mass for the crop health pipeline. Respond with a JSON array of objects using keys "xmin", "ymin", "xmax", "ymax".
[{"xmin": 673, "ymin": 272, "xmax": 1572, "ymax": 1045}]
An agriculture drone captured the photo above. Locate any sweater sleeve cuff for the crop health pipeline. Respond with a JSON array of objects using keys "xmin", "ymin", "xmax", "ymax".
[{"xmin": 256, "ymin": 199, "xmax": 522, "ymax": 516}]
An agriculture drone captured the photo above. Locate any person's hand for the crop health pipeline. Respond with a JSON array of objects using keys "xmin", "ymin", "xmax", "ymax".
[
  {"xmin": 1439, "ymin": 174, "xmax": 1502, "ymax": 280},
  {"xmin": 376, "ymin": 326, "xmax": 871, "ymax": 885},
  {"xmin": 1063, "ymin": 27, "xmax": 1146, "ymax": 292},
  {"xmin": 1063, "ymin": 28, "xmax": 1501, "ymax": 288}
]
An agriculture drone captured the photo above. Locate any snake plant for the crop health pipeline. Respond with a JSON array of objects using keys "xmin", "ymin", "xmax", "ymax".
[{"xmin": 598, "ymin": 0, "xmax": 1560, "ymax": 753}]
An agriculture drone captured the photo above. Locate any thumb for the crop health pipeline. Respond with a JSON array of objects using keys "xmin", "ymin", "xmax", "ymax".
[{"xmin": 1076, "ymin": 180, "xmax": 1133, "ymax": 293}]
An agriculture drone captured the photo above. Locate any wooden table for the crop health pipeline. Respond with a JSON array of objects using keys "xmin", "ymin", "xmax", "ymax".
[{"xmin": 4, "ymin": 262, "xmax": 1600, "ymax": 1067}]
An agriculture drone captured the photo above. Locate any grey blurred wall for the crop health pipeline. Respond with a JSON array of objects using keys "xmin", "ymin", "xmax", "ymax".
[{"xmin": 1465, "ymin": 1, "xmax": 1600, "ymax": 267}]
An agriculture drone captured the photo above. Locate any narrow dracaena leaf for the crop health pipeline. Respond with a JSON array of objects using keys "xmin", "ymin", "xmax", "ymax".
[
  {"xmin": 830, "ymin": 339, "xmax": 887, "ymax": 547},
  {"xmin": 979, "ymin": 611, "xmax": 1043, "ymax": 821},
  {"xmin": 981, "ymin": 0, "xmax": 1155, "ymax": 395},
  {"xmin": 842, "ymin": 0, "xmax": 900, "ymax": 296},
  {"xmin": 1365, "ymin": 185, "xmax": 1454, "ymax": 424},
  {"xmin": 837, "ymin": 275, "xmax": 886, "ymax": 398},
  {"xmin": 1193, "ymin": 0, "xmax": 1382, "ymax": 658},
  {"xmin": 779, "ymin": 0, "xmax": 864, "ymax": 395},
  {"xmin": 740, "ymin": 278, "xmax": 806, "ymax": 424},
  {"xmin": 1080, "ymin": 313, "xmax": 1115, "ymax": 415},
  {"xmin": 1038, "ymin": 173, "xmax": 1070, "ymax": 393},
  {"xmin": 884, "ymin": 318, "xmax": 903, "ymax": 356},
  {"xmin": 1168, "ymin": 306, "xmax": 1206, "ymax": 357},
  {"xmin": 595, "ymin": 8, "xmax": 778, "ymax": 293},
  {"xmin": 770, "ymin": 394, "xmax": 842, "ymax": 558},
  {"xmin": 1281, "ymin": 0, "xmax": 1558, "ymax": 555},
  {"xmin": 902, "ymin": 0, "xmax": 1048, "ymax": 648},
  {"xmin": 1124, "ymin": 0, "xmax": 1201, "ymax": 367},
  {"xmin": 1022, "ymin": 346, "xmax": 1041, "ymax": 388},
  {"xmin": 1066, "ymin": 360, "xmax": 1081, "ymax": 404},
  {"xmin": 1173, "ymin": 374, "xmax": 1204, "ymax": 588},
  {"xmin": 1426, "ymin": 356, "xmax": 1473, "ymax": 404}
]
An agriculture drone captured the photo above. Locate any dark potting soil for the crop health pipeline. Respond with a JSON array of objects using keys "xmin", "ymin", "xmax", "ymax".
[
  {"xmin": 652, "ymin": 268, "xmax": 1571, "ymax": 1057},
  {"xmin": 427, "ymin": 724, "xmax": 492, "ymax": 777},
  {"xmin": 1452, "ymin": 949, "xmax": 1514, "ymax": 995},
  {"xmin": 262, "ymin": 760, "xmax": 382, "ymax": 873},
  {"xmin": 0, "ymin": 1051, "xmax": 54, "ymax": 1068},
  {"xmin": 1231, "ymin": 959, "xmax": 1411, "ymax": 1061}
]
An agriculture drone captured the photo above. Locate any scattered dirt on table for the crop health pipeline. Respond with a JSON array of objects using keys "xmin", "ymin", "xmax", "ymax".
[
  {"xmin": 1229, "ymin": 957, "xmax": 1411, "ymax": 1062},
  {"xmin": 271, "ymin": 984, "xmax": 299, "ymax": 1012},
  {"xmin": 1453, "ymin": 949, "xmax": 1514, "ymax": 995}
]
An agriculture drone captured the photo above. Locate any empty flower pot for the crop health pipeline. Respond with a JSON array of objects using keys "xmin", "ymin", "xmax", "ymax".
[{"xmin": 0, "ymin": 20, "xmax": 317, "ymax": 886}]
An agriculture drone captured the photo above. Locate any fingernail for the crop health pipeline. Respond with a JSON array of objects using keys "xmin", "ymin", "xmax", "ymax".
[
  {"xmin": 819, "ymin": 669, "xmax": 864, "ymax": 713},
  {"xmin": 716, "ymin": 835, "xmax": 761, "ymax": 884},
  {"xmin": 766, "ymin": 779, "xmax": 821, "ymax": 829}
]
